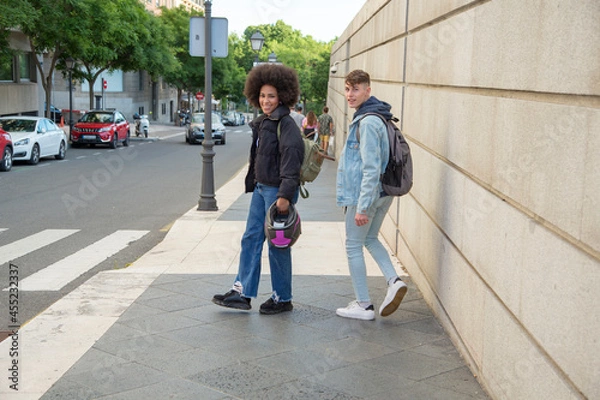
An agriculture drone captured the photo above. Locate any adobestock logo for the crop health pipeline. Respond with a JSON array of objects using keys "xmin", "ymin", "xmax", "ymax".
[
  {"xmin": 62, "ymin": 147, "xmax": 138, "ymax": 218},
  {"xmin": 252, "ymin": 0, "xmax": 292, "ymax": 25}
]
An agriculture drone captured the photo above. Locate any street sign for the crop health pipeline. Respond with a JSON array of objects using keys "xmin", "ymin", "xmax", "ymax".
[
  {"xmin": 196, "ymin": 91, "xmax": 204, "ymax": 101},
  {"xmin": 189, "ymin": 17, "xmax": 228, "ymax": 57}
]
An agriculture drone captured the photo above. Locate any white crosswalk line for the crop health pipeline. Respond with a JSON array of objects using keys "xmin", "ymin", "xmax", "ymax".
[
  {"xmin": 17, "ymin": 230, "xmax": 149, "ymax": 291},
  {"xmin": 0, "ymin": 229, "xmax": 80, "ymax": 265},
  {"xmin": 0, "ymin": 228, "xmax": 7, "ymax": 234}
]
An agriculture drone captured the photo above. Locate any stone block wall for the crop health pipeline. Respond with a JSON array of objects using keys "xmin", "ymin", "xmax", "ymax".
[{"xmin": 327, "ymin": 1, "xmax": 599, "ymax": 398}]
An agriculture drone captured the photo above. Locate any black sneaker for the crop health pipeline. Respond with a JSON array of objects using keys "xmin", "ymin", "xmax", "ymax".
[
  {"xmin": 259, "ymin": 298, "xmax": 293, "ymax": 315},
  {"xmin": 212, "ymin": 290, "xmax": 251, "ymax": 310}
]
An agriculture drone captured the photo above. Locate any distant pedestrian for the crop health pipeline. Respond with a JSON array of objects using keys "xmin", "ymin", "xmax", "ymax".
[
  {"xmin": 290, "ymin": 104, "xmax": 304, "ymax": 130},
  {"xmin": 317, "ymin": 106, "xmax": 334, "ymax": 154},
  {"xmin": 335, "ymin": 69, "xmax": 407, "ymax": 321},
  {"xmin": 301, "ymin": 110, "xmax": 318, "ymax": 141},
  {"xmin": 212, "ymin": 63, "xmax": 304, "ymax": 315}
]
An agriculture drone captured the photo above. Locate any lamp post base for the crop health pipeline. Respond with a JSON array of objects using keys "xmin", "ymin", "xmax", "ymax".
[
  {"xmin": 198, "ymin": 197, "xmax": 218, "ymax": 211},
  {"xmin": 197, "ymin": 140, "xmax": 218, "ymax": 211}
]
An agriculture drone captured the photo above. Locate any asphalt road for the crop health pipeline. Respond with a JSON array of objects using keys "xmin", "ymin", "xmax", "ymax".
[{"xmin": 0, "ymin": 122, "xmax": 252, "ymax": 334}]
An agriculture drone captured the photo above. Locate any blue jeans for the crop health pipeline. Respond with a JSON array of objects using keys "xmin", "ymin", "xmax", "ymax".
[
  {"xmin": 235, "ymin": 183, "xmax": 298, "ymax": 302},
  {"xmin": 345, "ymin": 195, "xmax": 397, "ymax": 303}
]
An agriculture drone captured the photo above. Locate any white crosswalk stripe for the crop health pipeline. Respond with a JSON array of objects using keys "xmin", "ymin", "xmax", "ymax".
[
  {"xmin": 14, "ymin": 229, "xmax": 150, "ymax": 291},
  {"xmin": 0, "ymin": 229, "xmax": 80, "ymax": 266}
]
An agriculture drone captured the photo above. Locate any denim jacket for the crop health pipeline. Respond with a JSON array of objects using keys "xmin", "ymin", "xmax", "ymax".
[{"xmin": 336, "ymin": 114, "xmax": 389, "ymax": 214}]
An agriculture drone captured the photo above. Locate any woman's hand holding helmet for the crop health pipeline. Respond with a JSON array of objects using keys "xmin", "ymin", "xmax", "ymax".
[{"xmin": 276, "ymin": 197, "xmax": 290, "ymax": 214}]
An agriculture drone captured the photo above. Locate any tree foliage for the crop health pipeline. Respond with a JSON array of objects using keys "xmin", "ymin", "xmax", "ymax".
[
  {"xmin": 159, "ymin": 6, "xmax": 205, "ymax": 110},
  {"xmin": 19, "ymin": 0, "xmax": 94, "ymax": 117},
  {"xmin": 0, "ymin": 0, "xmax": 37, "ymax": 60},
  {"xmin": 240, "ymin": 21, "xmax": 333, "ymax": 112},
  {"xmin": 70, "ymin": 0, "xmax": 178, "ymax": 108},
  {"xmin": 2, "ymin": 1, "xmax": 333, "ymax": 115}
]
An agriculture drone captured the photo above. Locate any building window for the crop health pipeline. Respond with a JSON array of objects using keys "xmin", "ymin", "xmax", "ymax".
[
  {"xmin": 162, "ymin": 103, "xmax": 166, "ymax": 115},
  {"xmin": 19, "ymin": 53, "xmax": 31, "ymax": 81},
  {"xmin": 138, "ymin": 71, "xmax": 144, "ymax": 91}
]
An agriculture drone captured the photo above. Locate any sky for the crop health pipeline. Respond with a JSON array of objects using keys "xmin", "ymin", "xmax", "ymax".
[{"xmin": 210, "ymin": 0, "xmax": 366, "ymax": 43}]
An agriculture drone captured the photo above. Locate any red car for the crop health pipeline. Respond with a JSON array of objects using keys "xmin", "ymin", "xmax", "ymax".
[
  {"xmin": 0, "ymin": 127, "xmax": 13, "ymax": 172},
  {"xmin": 71, "ymin": 109, "xmax": 130, "ymax": 148}
]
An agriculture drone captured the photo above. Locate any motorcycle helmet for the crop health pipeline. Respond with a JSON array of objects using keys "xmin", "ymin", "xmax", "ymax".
[{"xmin": 265, "ymin": 201, "xmax": 301, "ymax": 249}]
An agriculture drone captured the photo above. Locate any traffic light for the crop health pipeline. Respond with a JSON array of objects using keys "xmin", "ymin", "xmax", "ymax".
[{"xmin": 103, "ymin": 79, "xmax": 107, "ymax": 90}]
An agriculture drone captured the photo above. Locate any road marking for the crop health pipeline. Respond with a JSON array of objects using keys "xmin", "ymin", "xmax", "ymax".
[
  {"xmin": 0, "ymin": 229, "xmax": 80, "ymax": 265},
  {"xmin": 161, "ymin": 131, "xmax": 185, "ymax": 140},
  {"xmin": 16, "ymin": 229, "xmax": 149, "ymax": 291}
]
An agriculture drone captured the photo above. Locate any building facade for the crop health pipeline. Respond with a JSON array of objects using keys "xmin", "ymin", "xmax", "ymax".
[
  {"xmin": 0, "ymin": 30, "xmax": 39, "ymax": 118},
  {"xmin": 327, "ymin": 1, "xmax": 599, "ymax": 399}
]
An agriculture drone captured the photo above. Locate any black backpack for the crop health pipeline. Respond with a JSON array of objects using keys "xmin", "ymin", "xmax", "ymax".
[{"xmin": 356, "ymin": 113, "xmax": 413, "ymax": 196}]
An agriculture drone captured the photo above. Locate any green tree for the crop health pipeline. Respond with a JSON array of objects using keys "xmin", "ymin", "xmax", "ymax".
[
  {"xmin": 0, "ymin": 0, "xmax": 37, "ymax": 60},
  {"xmin": 16, "ymin": 0, "xmax": 177, "ymax": 112},
  {"xmin": 70, "ymin": 0, "xmax": 178, "ymax": 108},
  {"xmin": 240, "ymin": 21, "xmax": 333, "ymax": 112},
  {"xmin": 159, "ymin": 6, "xmax": 204, "ymax": 117},
  {"xmin": 212, "ymin": 35, "xmax": 247, "ymax": 108},
  {"xmin": 18, "ymin": 0, "xmax": 93, "ymax": 118},
  {"xmin": 160, "ymin": 8, "xmax": 247, "ymax": 115}
]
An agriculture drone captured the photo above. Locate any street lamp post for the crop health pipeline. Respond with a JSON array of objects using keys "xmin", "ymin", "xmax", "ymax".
[
  {"xmin": 65, "ymin": 57, "xmax": 76, "ymax": 137},
  {"xmin": 198, "ymin": 0, "xmax": 218, "ymax": 211},
  {"xmin": 250, "ymin": 30, "xmax": 264, "ymax": 120},
  {"xmin": 268, "ymin": 52, "xmax": 277, "ymax": 63}
]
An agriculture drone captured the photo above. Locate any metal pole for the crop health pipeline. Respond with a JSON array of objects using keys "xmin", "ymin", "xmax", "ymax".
[
  {"xmin": 253, "ymin": 53, "xmax": 259, "ymax": 120},
  {"xmin": 198, "ymin": 0, "xmax": 218, "ymax": 211},
  {"xmin": 68, "ymin": 69, "xmax": 73, "ymax": 137}
]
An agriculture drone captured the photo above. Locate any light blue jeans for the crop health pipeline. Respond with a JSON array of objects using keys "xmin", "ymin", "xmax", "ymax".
[
  {"xmin": 345, "ymin": 195, "xmax": 397, "ymax": 303},
  {"xmin": 235, "ymin": 183, "xmax": 298, "ymax": 302}
]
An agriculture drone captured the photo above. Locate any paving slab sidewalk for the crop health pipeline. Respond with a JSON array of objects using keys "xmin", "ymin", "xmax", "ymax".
[{"xmin": 1, "ymin": 160, "xmax": 489, "ymax": 399}]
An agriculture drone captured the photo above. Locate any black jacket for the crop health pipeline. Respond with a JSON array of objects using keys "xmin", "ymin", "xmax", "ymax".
[{"xmin": 245, "ymin": 105, "xmax": 304, "ymax": 201}]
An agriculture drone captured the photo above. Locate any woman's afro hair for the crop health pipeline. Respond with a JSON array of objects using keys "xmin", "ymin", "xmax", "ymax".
[{"xmin": 244, "ymin": 64, "xmax": 300, "ymax": 108}]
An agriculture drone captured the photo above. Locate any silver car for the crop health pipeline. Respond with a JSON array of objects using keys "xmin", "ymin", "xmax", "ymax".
[{"xmin": 185, "ymin": 112, "xmax": 227, "ymax": 145}]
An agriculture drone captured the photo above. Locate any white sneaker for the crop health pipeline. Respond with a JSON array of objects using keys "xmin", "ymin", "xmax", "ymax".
[
  {"xmin": 336, "ymin": 301, "xmax": 375, "ymax": 321},
  {"xmin": 379, "ymin": 278, "xmax": 407, "ymax": 317}
]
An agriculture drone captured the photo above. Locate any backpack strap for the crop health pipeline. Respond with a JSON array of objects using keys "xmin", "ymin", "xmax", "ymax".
[
  {"xmin": 355, "ymin": 113, "xmax": 390, "ymax": 142},
  {"xmin": 276, "ymin": 114, "xmax": 300, "ymax": 140},
  {"xmin": 277, "ymin": 116, "xmax": 311, "ymax": 199}
]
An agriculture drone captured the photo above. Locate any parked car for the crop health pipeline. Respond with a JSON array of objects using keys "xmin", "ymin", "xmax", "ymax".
[
  {"xmin": 0, "ymin": 117, "xmax": 67, "ymax": 165},
  {"xmin": 221, "ymin": 111, "xmax": 240, "ymax": 126},
  {"xmin": 0, "ymin": 127, "xmax": 13, "ymax": 171},
  {"xmin": 44, "ymin": 103, "xmax": 63, "ymax": 123},
  {"xmin": 186, "ymin": 112, "xmax": 227, "ymax": 145},
  {"xmin": 70, "ymin": 110, "xmax": 130, "ymax": 148}
]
